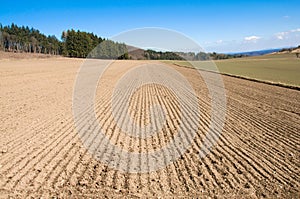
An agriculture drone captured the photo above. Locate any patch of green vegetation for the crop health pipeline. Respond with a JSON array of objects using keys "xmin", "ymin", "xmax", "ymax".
[{"xmin": 163, "ymin": 54, "xmax": 300, "ymax": 86}]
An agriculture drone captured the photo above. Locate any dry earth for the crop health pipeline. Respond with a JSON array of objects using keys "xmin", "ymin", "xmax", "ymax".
[{"xmin": 0, "ymin": 57, "xmax": 299, "ymax": 198}]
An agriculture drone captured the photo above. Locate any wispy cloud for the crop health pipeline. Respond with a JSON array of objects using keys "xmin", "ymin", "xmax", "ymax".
[
  {"xmin": 204, "ymin": 28, "xmax": 300, "ymax": 53},
  {"xmin": 290, "ymin": 28, "xmax": 300, "ymax": 32},
  {"xmin": 275, "ymin": 32, "xmax": 289, "ymax": 40},
  {"xmin": 283, "ymin": 15, "xmax": 290, "ymax": 19},
  {"xmin": 275, "ymin": 28, "xmax": 300, "ymax": 40},
  {"xmin": 244, "ymin": 36, "xmax": 261, "ymax": 42}
]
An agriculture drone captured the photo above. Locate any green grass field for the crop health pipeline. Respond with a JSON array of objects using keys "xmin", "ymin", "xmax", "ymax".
[{"xmin": 164, "ymin": 53, "xmax": 300, "ymax": 87}]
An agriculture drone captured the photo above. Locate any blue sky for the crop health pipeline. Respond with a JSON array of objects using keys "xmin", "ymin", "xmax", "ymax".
[{"xmin": 1, "ymin": 0, "xmax": 299, "ymax": 52}]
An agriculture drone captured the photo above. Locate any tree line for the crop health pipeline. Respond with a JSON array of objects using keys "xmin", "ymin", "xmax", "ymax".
[
  {"xmin": 0, "ymin": 23, "xmax": 61, "ymax": 55},
  {"xmin": 278, "ymin": 45, "xmax": 300, "ymax": 53},
  {"xmin": 144, "ymin": 50, "xmax": 184, "ymax": 60},
  {"xmin": 0, "ymin": 23, "xmax": 129, "ymax": 59},
  {"xmin": 0, "ymin": 23, "xmax": 247, "ymax": 60},
  {"xmin": 61, "ymin": 29, "xmax": 129, "ymax": 59},
  {"xmin": 278, "ymin": 45, "xmax": 300, "ymax": 58},
  {"xmin": 145, "ymin": 51, "xmax": 247, "ymax": 60}
]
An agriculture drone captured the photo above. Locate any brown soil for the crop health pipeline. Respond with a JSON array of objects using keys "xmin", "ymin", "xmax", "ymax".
[
  {"xmin": 0, "ymin": 57, "xmax": 299, "ymax": 198},
  {"xmin": 0, "ymin": 51, "xmax": 62, "ymax": 60}
]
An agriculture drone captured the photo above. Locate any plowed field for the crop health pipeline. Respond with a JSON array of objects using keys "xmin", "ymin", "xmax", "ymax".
[{"xmin": 0, "ymin": 58, "xmax": 299, "ymax": 198}]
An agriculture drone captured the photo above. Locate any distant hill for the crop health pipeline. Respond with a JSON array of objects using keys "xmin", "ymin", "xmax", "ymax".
[
  {"xmin": 228, "ymin": 48, "xmax": 282, "ymax": 56},
  {"xmin": 127, "ymin": 46, "xmax": 147, "ymax": 60},
  {"xmin": 228, "ymin": 45, "xmax": 300, "ymax": 57},
  {"xmin": 276, "ymin": 46, "xmax": 300, "ymax": 54}
]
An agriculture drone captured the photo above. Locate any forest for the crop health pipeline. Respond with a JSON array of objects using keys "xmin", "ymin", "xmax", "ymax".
[
  {"xmin": 0, "ymin": 23, "xmax": 61, "ymax": 55},
  {"xmin": 0, "ymin": 23, "xmax": 128, "ymax": 59},
  {"xmin": 0, "ymin": 23, "xmax": 247, "ymax": 60}
]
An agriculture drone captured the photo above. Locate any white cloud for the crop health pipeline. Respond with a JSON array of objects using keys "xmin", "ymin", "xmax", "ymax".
[
  {"xmin": 283, "ymin": 15, "xmax": 290, "ymax": 19},
  {"xmin": 204, "ymin": 28, "xmax": 300, "ymax": 53},
  {"xmin": 276, "ymin": 35, "xmax": 283, "ymax": 40},
  {"xmin": 275, "ymin": 28, "xmax": 300, "ymax": 40},
  {"xmin": 202, "ymin": 39, "xmax": 223, "ymax": 46},
  {"xmin": 244, "ymin": 36, "xmax": 261, "ymax": 42},
  {"xmin": 290, "ymin": 28, "xmax": 300, "ymax": 32},
  {"xmin": 275, "ymin": 32, "xmax": 289, "ymax": 40}
]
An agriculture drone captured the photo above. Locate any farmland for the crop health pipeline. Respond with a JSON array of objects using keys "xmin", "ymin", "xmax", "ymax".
[
  {"xmin": 165, "ymin": 53, "xmax": 300, "ymax": 87},
  {"xmin": 0, "ymin": 56, "xmax": 299, "ymax": 198}
]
